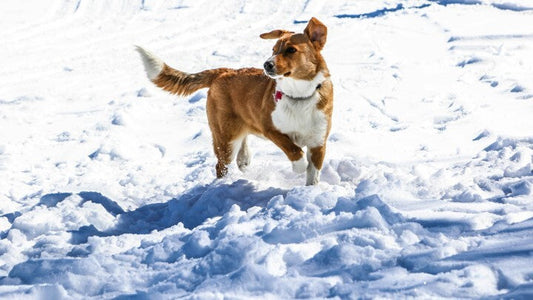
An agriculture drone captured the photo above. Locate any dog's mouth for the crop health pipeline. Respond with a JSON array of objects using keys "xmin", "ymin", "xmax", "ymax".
[
  {"xmin": 264, "ymin": 69, "xmax": 292, "ymax": 79},
  {"xmin": 264, "ymin": 71, "xmax": 280, "ymax": 79},
  {"xmin": 264, "ymin": 69, "xmax": 282, "ymax": 79}
]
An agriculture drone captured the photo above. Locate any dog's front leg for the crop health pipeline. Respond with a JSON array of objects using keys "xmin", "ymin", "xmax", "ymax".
[
  {"xmin": 306, "ymin": 145, "xmax": 326, "ymax": 185},
  {"xmin": 265, "ymin": 131, "xmax": 306, "ymax": 173}
]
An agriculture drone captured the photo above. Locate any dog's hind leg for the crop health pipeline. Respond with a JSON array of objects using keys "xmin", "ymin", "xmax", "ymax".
[
  {"xmin": 236, "ymin": 135, "xmax": 251, "ymax": 172},
  {"xmin": 213, "ymin": 138, "xmax": 233, "ymax": 178},
  {"xmin": 213, "ymin": 135, "xmax": 247, "ymax": 177},
  {"xmin": 210, "ymin": 120, "xmax": 247, "ymax": 178}
]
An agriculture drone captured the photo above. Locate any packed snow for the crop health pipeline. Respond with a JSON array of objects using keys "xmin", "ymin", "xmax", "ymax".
[{"xmin": 1, "ymin": 0, "xmax": 533, "ymax": 298}]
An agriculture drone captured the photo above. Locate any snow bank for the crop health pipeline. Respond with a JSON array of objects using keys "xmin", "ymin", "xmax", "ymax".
[{"xmin": 1, "ymin": 0, "xmax": 532, "ymax": 298}]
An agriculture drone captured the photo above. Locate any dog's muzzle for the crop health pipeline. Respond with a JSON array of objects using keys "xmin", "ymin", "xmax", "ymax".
[
  {"xmin": 263, "ymin": 57, "xmax": 277, "ymax": 77},
  {"xmin": 263, "ymin": 61, "xmax": 274, "ymax": 72}
]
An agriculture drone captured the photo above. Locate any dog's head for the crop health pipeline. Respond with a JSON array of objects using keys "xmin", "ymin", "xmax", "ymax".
[{"xmin": 260, "ymin": 17, "xmax": 327, "ymax": 81}]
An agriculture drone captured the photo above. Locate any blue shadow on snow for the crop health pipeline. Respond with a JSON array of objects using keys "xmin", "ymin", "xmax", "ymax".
[
  {"xmin": 66, "ymin": 180, "xmax": 286, "ymax": 244},
  {"xmin": 334, "ymin": 3, "xmax": 431, "ymax": 19}
]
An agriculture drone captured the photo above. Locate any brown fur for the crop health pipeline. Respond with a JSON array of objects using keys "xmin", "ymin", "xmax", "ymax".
[
  {"xmin": 153, "ymin": 66, "xmax": 231, "ymax": 96},
  {"xmin": 140, "ymin": 17, "xmax": 333, "ymax": 184}
]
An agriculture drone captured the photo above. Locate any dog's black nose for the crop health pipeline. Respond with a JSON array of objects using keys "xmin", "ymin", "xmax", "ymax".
[{"xmin": 264, "ymin": 61, "xmax": 274, "ymax": 72}]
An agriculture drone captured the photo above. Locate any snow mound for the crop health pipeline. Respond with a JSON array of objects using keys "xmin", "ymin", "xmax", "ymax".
[
  {"xmin": 0, "ymin": 185, "xmax": 422, "ymax": 298},
  {"xmin": 1, "ymin": 0, "xmax": 533, "ymax": 298}
]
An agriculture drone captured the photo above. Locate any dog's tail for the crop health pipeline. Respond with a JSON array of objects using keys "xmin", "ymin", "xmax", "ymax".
[{"xmin": 135, "ymin": 46, "xmax": 225, "ymax": 96}]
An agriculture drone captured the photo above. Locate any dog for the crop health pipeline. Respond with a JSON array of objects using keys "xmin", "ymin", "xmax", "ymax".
[{"xmin": 136, "ymin": 17, "xmax": 333, "ymax": 185}]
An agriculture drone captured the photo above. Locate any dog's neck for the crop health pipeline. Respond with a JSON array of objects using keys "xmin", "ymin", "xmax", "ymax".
[{"xmin": 276, "ymin": 72, "xmax": 325, "ymax": 100}]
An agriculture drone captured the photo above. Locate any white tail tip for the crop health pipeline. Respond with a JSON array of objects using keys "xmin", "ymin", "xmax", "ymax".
[{"xmin": 135, "ymin": 45, "xmax": 164, "ymax": 81}]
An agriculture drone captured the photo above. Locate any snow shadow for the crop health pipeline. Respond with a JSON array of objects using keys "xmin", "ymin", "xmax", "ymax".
[
  {"xmin": 40, "ymin": 192, "xmax": 124, "ymax": 216},
  {"xmin": 68, "ymin": 180, "xmax": 286, "ymax": 244},
  {"xmin": 429, "ymin": 0, "xmax": 481, "ymax": 6},
  {"xmin": 491, "ymin": 3, "xmax": 533, "ymax": 12},
  {"xmin": 334, "ymin": 3, "xmax": 431, "ymax": 19},
  {"xmin": 448, "ymin": 34, "xmax": 533, "ymax": 43}
]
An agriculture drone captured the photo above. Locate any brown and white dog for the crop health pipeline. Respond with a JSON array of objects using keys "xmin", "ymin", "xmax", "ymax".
[{"xmin": 136, "ymin": 17, "xmax": 333, "ymax": 185}]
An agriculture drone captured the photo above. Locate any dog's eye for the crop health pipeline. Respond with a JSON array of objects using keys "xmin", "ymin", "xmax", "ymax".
[{"xmin": 285, "ymin": 47, "xmax": 297, "ymax": 54}]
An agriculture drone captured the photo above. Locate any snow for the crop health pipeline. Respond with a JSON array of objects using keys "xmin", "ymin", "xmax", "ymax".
[{"xmin": 1, "ymin": 0, "xmax": 532, "ymax": 298}]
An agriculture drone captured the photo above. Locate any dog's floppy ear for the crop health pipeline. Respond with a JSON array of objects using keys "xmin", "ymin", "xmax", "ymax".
[
  {"xmin": 304, "ymin": 17, "xmax": 327, "ymax": 50},
  {"xmin": 260, "ymin": 29, "xmax": 291, "ymax": 39}
]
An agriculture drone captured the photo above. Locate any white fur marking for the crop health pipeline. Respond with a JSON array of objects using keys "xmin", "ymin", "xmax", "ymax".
[
  {"xmin": 230, "ymin": 135, "xmax": 246, "ymax": 162},
  {"xmin": 271, "ymin": 73, "xmax": 329, "ymax": 148},
  {"xmin": 135, "ymin": 45, "xmax": 164, "ymax": 81},
  {"xmin": 292, "ymin": 156, "xmax": 307, "ymax": 174},
  {"xmin": 276, "ymin": 72, "xmax": 325, "ymax": 99},
  {"xmin": 236, "ymin": 136, "xmax": 251, "ymax": 171},
  {"xmin": 306, "ymin": 151, "xmax": 320, "ymax": 185}
]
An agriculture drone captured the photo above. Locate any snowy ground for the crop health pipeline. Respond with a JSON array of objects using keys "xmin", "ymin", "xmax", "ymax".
[{"xmin": 1, "ymin": 0, "xmax": 533, "ymax": 298}]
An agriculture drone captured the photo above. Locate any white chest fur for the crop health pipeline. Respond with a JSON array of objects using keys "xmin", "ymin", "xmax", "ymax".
[
  {"xmin": 271, "ymin": 73, "xmax": 329, "ymax": 148},
  {"xmin": 271, "ymin": 92, "xmax": 328, "ymax": 148}
]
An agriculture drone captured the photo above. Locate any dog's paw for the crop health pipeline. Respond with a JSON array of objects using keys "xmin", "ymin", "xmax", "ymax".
[{"xmin": 292, "ymin": 157, "xmax": 307, "ymax": 174}]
